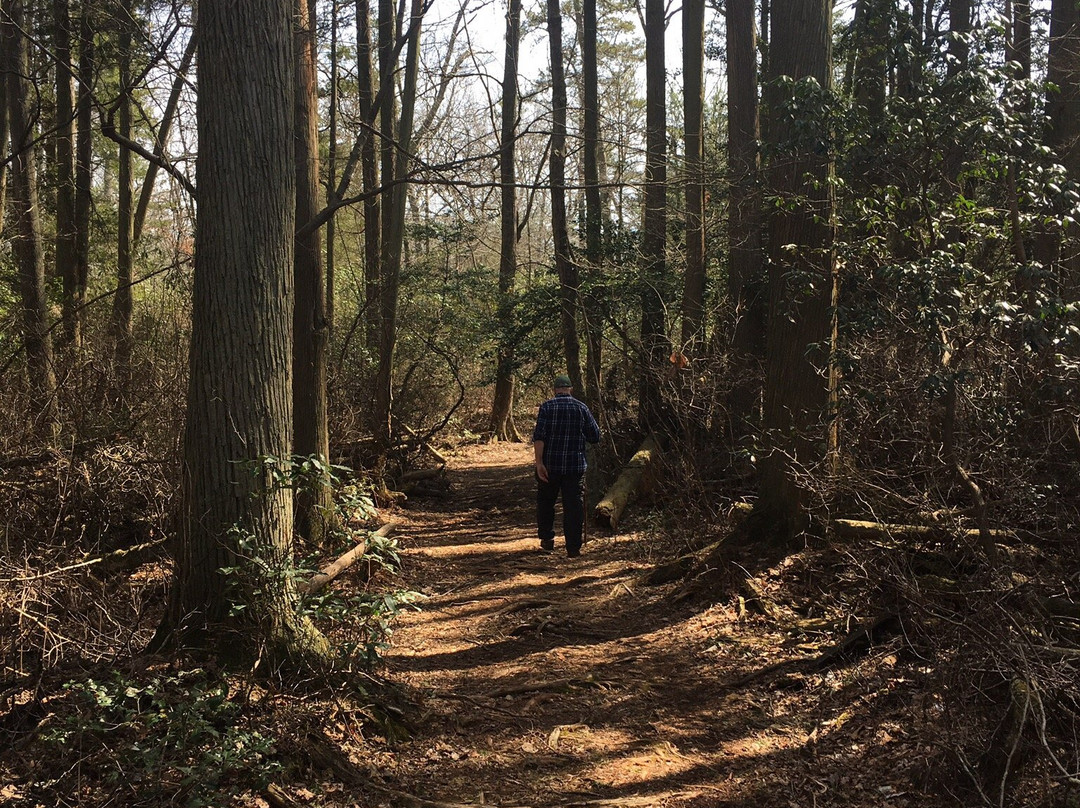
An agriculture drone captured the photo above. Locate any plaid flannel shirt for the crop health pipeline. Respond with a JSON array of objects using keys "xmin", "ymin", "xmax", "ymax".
[{"xmin": 532, "ymin": 393, "xmax": 601, "ymax": 474}]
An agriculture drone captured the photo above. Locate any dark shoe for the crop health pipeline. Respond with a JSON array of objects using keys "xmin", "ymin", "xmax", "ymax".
[
  {"xmin": 566, "ymin": 548, "xmax": 581, "ymax": 558},
  {"xmin": 539, "ymin": 541, "xmax": 554, "ymax": 554}
]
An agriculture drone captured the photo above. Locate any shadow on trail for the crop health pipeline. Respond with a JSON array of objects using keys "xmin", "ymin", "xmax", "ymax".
[{"xmin": 384, "ymin": 443, "xmax": 892, "ymax": 808}]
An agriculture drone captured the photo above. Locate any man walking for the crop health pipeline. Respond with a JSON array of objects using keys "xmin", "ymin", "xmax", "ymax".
[{"xmin": 532, "ymin": 375, "xmax": 601, "ymax": 557}]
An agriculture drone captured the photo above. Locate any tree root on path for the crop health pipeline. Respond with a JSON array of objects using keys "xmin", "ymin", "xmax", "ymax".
[
  {"xmin": 496, "ymin": 598, "xmax": 555, "ymax": 615},
  {"xmin": 485, "ymin": 677, "xmax": 606, "ymax": 699}
]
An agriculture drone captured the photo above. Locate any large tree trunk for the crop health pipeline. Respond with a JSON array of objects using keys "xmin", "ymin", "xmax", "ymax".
[
  {"xmin": 725, "ymin": 0, "xmax": 764, "ymax": 448},
  {"xmin": 3, "ymin": 0, "xmax": 58, "ymax": 438},
  {"xmin": 947, "ymin": 0, "xmax": 970, "ymax": 76},
  {"xmin": 850, "ymin": 0, "xmax": 889, "ymax": 125},
  {"xmin": 680, "ymin": 0, "xmax": 705, "ymax": 355},
  {"xmin": 547, "ymin": 0, "xmax": 583, "ymax": 394},
  {"xmin": 639, "ymin": 0, "xmax": 668, "ymax": 429},
  {"xmin": 54, "ymin": 0, "xmax": 79, "ymax": 351},
  {"xmin": 111, "ymin": 0, "xmax": 135, "ymax": 385},
  {"xmin": 1045, "ymin": 0, "xmax": 1080, "ymax": 296},
  {"xmin": 293, "ymin": 0, "xmax": 334, "ymax": 544},
  {"xmin": 167, "ymin": 0, "xmax": 327, "ymax": 666},
  {"xmin": 582, "ymin": 0, "xmax": 603, "ymax": 410},
  {"xmin": 751, "ymin": 0, "xmax": 836, "ymax": 544},
  {"xmin": 490, "ymin": 0, "xmax": 522, "ymax": 442}
]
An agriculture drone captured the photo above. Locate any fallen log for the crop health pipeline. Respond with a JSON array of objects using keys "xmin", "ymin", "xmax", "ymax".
[
  {"xmin": 298, "ymin": 522, "xmax": 396, "ymax": 596},
  {"xmin": 399, "ymin": 467, "xmax": 443, "ymax": 484},
  {"xmin": 833, "ymin": 518, "xmax": 1011, "ymax": 542},
  {"xmin": 594, "ymin": 434, "xmax": 661, "ymax": 531}
]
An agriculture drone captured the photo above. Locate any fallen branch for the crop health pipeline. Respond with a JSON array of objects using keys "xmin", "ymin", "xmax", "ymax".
[
  {"xmin": 594, "ymin": 434, "xmax": 662, "ymax": 531},
  {"xmin": 3, "ymin": 537, "xmax": 167, "ymax": 583},
  {"xmin": 396, "ymin": 420, "xmax": 449, "ymax": 465},
  {"xmin": 298, "ymin": 522, "xmax": 396, "ymax": 596}
]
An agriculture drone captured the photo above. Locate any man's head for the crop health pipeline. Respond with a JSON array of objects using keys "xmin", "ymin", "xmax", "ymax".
[{"xmin": 554, "ymin": 374, "xmax": 572, "ymax": 392}]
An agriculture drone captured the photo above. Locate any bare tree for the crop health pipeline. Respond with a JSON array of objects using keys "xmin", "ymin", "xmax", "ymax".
[
  {"xmin": 2, "ymin": 0, "xmax": 58, "ymax": 438},
  {"xmin": 489, "ymin": 0, "xmax": 523, "ymax": 441},
  {"xmin": 548, "ymin": 0, "xmax": 583, "ymax": 394}
]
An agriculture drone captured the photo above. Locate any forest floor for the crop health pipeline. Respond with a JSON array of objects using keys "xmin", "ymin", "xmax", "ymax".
[{"xmin": 347, "ymin": 441, "xmax": 936, "ymax": 808}]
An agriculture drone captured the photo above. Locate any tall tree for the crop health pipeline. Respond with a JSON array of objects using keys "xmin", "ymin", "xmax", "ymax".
[
  {"xmin": 326, "ymin": 0, "xmax": 339, "ymax": 332},
  {"xmin": 55, "ymin": 0, "xmax": 79, "ymax": 350},
  {"xmin": 548, "ymin": 0, "xmax": 583, "ymax": 394},
  {"xmin": 1043, "ymin": 0, "xmax": 1080, "ymax": 294},
  {"xmin": 490, "ymin": 0, "xmax": 522, "ymax": 441},
  {"xmin": 167, "ymin": 0, "xmax": 327, "ymax": 665},
  {"xmin": 74, "ymin": 0, "xmax": 95, "ymax": 343},
  {"xmin": 358, "ymin": 0, "xmax": 380, "ymax": 352},
  {"xmin": 679, "ymin": 0, "xmax": 706, "ymax": 355},
  {"xmin": 582, "ymin": 0, "xmax": 603, "ymax": 408},
  {"xmin": 751, "ymin": 0, "xmax": 836, "ymax": 542},
  {"xmin": 111, "ymin": 0, "xmax": 135, "ymax": 383},
  {"xmin": 639, "ymin": 0, "xmax": 668, "ymax": 427},
  {"xmin": 293, "ymin": 0, "xmax": 334, "ymax": 542},
  {"xmin": 3, "ymin": 0, "xmax": 58, "ymax": 437},
  {"xmin": 725, "ymin": 0, "xmax": 764, "ymax": 447},
  {"xmin": 373, "ymin": 0, "xmax": 424, "ymax": 448},
  {"xmin": 947, "ymin": 0, "xmax": 970, "ymax": 76},
  {"xmin": 849, "ymin": 0, "xmax": 890, "ymax": 125}
]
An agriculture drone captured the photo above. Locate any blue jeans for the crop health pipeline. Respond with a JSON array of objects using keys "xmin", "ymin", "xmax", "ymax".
[{"xmin": 537, "ymin": 470, "xmax": 584, "ymax": 554}]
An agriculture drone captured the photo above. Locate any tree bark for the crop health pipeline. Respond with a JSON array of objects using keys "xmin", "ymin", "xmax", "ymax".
[
  {"xmin": 639, "ymin": 0, "xmax": 668, "ymax": 429},
  {"xmin": 582, "ymin": 0, "xmax": 603, "ymax": 410},
  {"xmin": 2, "ymin": 0, "xmax": 58, "ymax": 438},
  {"xmin": 54, "ymin": 0, "xmax": 79, "ymax": 351},
  {"xmin": 725, "ymin": 0, "xmax": 764, "ymax": 448},
  {"xmin": 111, "ymin": 0, "xmax": 135, "ymax": 385},
  {"xmin": 490, "ymin": 0, "xmax": 522, "ymax": 442},
  {"xmin": 168, "ymin": 0, "xmax": 327, "ymax": 666},
  {"xmin": 292, "ymin": 0, "xmax": 334, "ymax": 544},
  {"xmin": 547, "ymin": 0, "xmax": 583, "ymax": 395},
  {"xmin": 74, "ymin": 0, "xmax": 94, "ymax": 343},
  {"xmin": 751, "ymin": 0, "xmax": 835, "ymax": 544},
  {"xmin": 680, "ymin": 0, "xmax": 706, "ymax": 354},
  {"xmin": 947, "ymin": 0, "xmax": 970, "ymax": 76},
  {"xmin": 1045, "ymin": 0, "xmax": 1080, "ymax": 296},
  {"xmin": 374, "ymin": 0, "xmax": 424, "ymax": 450},
  {"xmin": 326, "ymin": 0, "xmax": 338, "ymax": 333},
  {"xmin": 358, "ymin": 0, "xmax": 380, "ymax": 354}
]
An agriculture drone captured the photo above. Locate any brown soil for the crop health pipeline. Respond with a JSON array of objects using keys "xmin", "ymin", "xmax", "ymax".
[{"xmin": 359, "ymin": 442, "xmax": 930, "ymax": 808}]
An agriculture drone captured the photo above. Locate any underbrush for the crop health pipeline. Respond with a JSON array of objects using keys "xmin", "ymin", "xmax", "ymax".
[{"xmin": 0, "ymin": 437, "xmax": 422, "ymax": 808}]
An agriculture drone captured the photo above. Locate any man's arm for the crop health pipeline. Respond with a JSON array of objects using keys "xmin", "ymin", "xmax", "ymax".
[{"xmin": 534, "ymin": 440, "xmax": 548, "ymax": 482}]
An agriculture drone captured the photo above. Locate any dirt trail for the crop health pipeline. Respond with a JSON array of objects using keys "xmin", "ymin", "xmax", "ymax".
[{"xmin": 374, "ymin": 442, "xmax": 915, "ymax": 808}]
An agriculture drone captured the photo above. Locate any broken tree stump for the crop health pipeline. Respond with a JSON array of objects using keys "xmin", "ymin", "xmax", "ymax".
[
  {"xmin": 594, "ymin": 434, "xmax": 661, "ymax": 531},
  {"xmin": 298, "ymin": 522, "xmax": 396, "ymax": 596}
]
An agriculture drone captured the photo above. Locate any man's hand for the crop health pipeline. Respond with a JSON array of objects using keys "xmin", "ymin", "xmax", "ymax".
[{"xmin": 534, "ymin": 440, "xmax": 548, "ymax": 482}]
